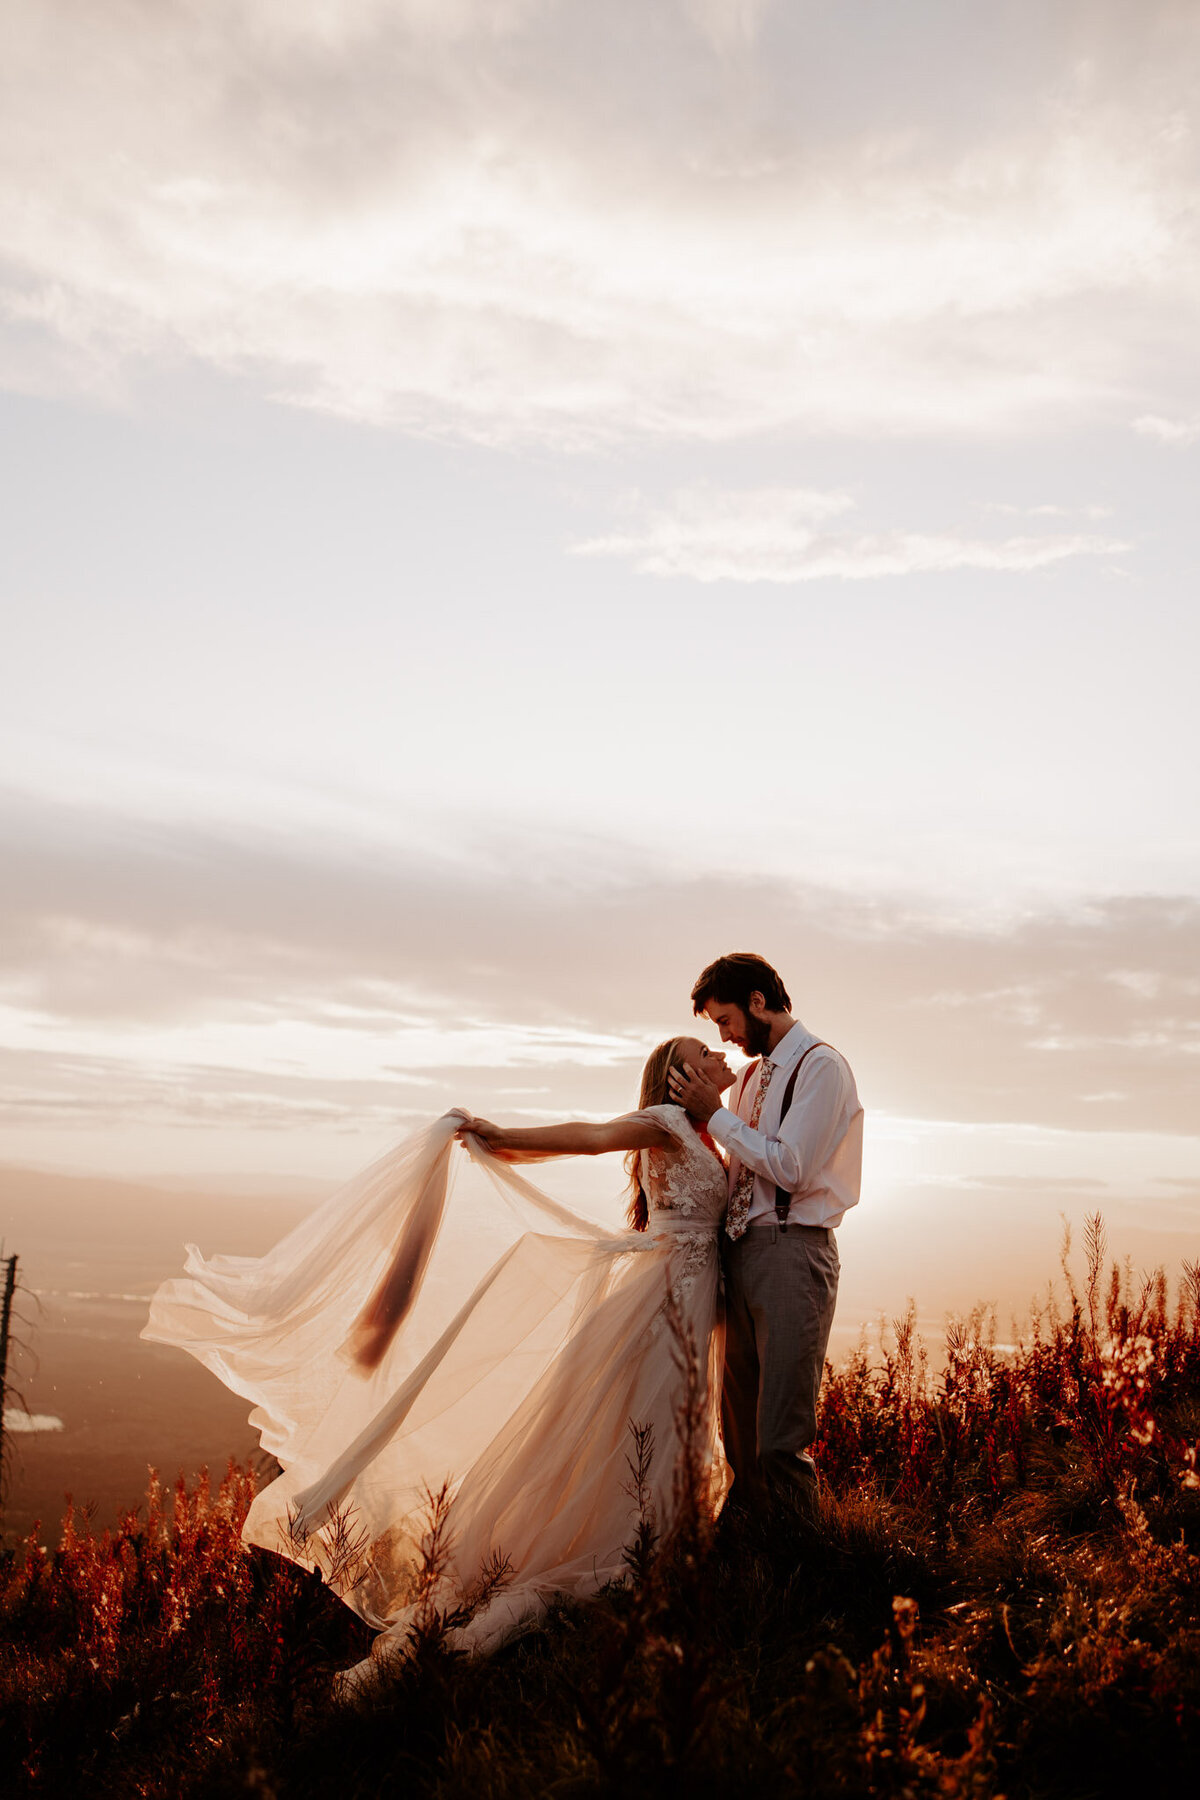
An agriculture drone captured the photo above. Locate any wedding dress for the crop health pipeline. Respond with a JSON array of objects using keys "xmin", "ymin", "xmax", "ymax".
[{"xmin": 142, "ymin": 1104, "xmax": 730, "ymax": 1659}]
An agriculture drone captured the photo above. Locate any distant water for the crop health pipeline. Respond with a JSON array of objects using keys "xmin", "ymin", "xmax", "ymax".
[
  {"xmin": 0, "ymin": 1165, "xmax": 320, "ymax": 1542},
  {"xmin": 3, "ymin": 1411, "xmax": 64, "ymax": 1434}
]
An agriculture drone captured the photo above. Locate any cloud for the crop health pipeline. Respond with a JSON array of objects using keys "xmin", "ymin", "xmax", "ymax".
[
  {"xmin": 1133, "ymin": 413, "xmax": 1200, "ymax": 445},
  {"xmin": 987, "ymin": 503, "xmax": 1113, "ymax": 520},
  {"xmin": 570, "ymin": 487, "xmax": 1129, "ymax": 582},
  {"xmin": 1, "ymin": 791, "xmax": 1198, "ymax": 1139},
  {"xmin": 682, "ymin": 0, "xmax": 774, "ymax": 53},
  {"xmin": 0, "ymin": 1043, "xmax": 647, "ymax": 1144},
  {"xmin": 2, "ymin": 3, "xmax": 1199, "ymax": 442}
]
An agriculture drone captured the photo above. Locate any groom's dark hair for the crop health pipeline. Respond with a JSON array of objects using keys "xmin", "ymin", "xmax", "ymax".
[{"xmin": 691, "ymin": 953, "xmax": 791, "ymax": 1016}]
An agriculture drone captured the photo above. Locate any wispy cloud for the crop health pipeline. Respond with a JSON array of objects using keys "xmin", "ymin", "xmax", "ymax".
[
  {"xmin": 1133, "ymin": 413, "xmax": 1200, "ymax": 446},
  {"xmin": 985, "ymin": 503, "xmax": 1113, "ymax": 520},
  {"xmin": 2, "ymin": 3, "xmax": 1198, "ymax": 442},
  {"xmin": 571, "ymin": 487, "xmax": 1128, "ymax": 582}
]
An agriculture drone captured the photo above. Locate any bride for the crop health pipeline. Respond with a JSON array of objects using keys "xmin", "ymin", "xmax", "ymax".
[{"xmin": 143, "ymin": 1034, "xmax": 737, "ymax": 1672}]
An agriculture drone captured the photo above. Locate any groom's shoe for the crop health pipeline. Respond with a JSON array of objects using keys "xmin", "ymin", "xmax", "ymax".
[{"xmin": 758, "ymin": 1447, "xmax": 821, "ymax": 1526}]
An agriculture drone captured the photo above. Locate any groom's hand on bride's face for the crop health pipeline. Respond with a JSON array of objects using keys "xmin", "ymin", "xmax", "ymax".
[{"xmin": 667, "ymin": 1062, "xmax": 720, "ymax": 1122}]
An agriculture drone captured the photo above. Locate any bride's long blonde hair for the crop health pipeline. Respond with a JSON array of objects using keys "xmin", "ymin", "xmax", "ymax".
[{"xmin": 624, "ymin": 1035, "xmax": 689, "ymax": 1232}]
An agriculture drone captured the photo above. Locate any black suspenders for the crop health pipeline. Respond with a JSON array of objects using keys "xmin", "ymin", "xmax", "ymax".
[{"xmin": 771, "ymin": 1041, "xmax": 830, "ymax": 1232}]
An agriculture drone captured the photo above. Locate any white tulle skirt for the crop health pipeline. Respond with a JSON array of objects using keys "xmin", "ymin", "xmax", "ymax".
[{"xmin": 143, "ymin": 1113, "xmax": 728, "ymax": 1656}]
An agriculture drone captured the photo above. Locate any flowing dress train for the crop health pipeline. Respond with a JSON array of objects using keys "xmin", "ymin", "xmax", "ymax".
[{"xmin": 142, "ymin": 1104, "xmax": 730, "ymax": 1657}]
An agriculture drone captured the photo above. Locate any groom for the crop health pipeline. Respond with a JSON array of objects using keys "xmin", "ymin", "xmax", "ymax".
[{"xmin": 669, "ymin": 952, "xmax": 863, "ymax": 1515}]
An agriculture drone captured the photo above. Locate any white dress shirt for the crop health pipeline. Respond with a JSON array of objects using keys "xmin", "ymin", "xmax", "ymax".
[{"xmin": 707, "ymin": 1020, "xmax": 863, "ymax": 1229}]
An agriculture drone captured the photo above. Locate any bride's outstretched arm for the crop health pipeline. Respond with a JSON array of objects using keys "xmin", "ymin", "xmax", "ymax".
[{"xmin": 457, "ymin": 1115, "xmax": 673, "ymax": 1160}]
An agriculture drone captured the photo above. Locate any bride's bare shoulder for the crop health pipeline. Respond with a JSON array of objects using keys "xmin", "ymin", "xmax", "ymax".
[
  {"xmin": 603, "ymin": 1105, "xmax": 682, "ymax": 1151},
  {"xmin": 626, "ymin": 1103, "xmax": 695, "ymax": 1149}
]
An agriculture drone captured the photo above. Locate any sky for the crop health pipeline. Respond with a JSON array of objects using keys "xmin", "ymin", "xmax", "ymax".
[{"xmin": 1, "ymin": 1, "xmax": 1198, "ymax": 1315}]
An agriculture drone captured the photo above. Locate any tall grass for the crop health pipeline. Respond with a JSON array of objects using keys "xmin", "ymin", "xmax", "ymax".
[{"xmin": 3, "ymin": 1218, "xmax": 1199, "ymax": 1797}]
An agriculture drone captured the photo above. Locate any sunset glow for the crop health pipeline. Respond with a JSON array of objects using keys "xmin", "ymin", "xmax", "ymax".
[{"xmin": 2, "ymin": 1, "xmax": 1197, "ymax": 1344}]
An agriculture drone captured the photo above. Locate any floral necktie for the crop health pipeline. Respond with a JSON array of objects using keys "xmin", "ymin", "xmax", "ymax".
[{"xmin": 725, "ymin": 1056, "xmax": 774, "ymax": 1240}]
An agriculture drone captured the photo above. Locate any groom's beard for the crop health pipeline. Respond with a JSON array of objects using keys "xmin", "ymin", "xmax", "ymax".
[{"xmin": 742, "ymin": 1015, "xmax": 773, "ymax": 1058}]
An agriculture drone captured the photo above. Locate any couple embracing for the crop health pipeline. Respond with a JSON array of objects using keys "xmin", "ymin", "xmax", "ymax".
[
  {"xmin": 145, "ymin": 951, "xmax": 862, "ymax": 1671},
  {"xmin": 468, "ymin": 951, "xmax": 862, "ymax": 1519}
]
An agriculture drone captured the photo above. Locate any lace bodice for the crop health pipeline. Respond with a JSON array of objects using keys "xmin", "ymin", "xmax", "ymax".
[{"xmin": 637, "ymin": 1104, "xmax": 728, "ymax": 1229}]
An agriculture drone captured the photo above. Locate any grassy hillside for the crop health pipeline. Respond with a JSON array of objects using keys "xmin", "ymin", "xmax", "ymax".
[{"xmin": 3, "ymin": 1218, "xmax": 1199, "ymax": 1798}]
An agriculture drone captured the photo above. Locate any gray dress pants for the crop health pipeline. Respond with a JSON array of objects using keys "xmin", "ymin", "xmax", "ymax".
[{"xmin": 721, "ymin": 1222, "xmax": 840, "ymax": 1510}]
